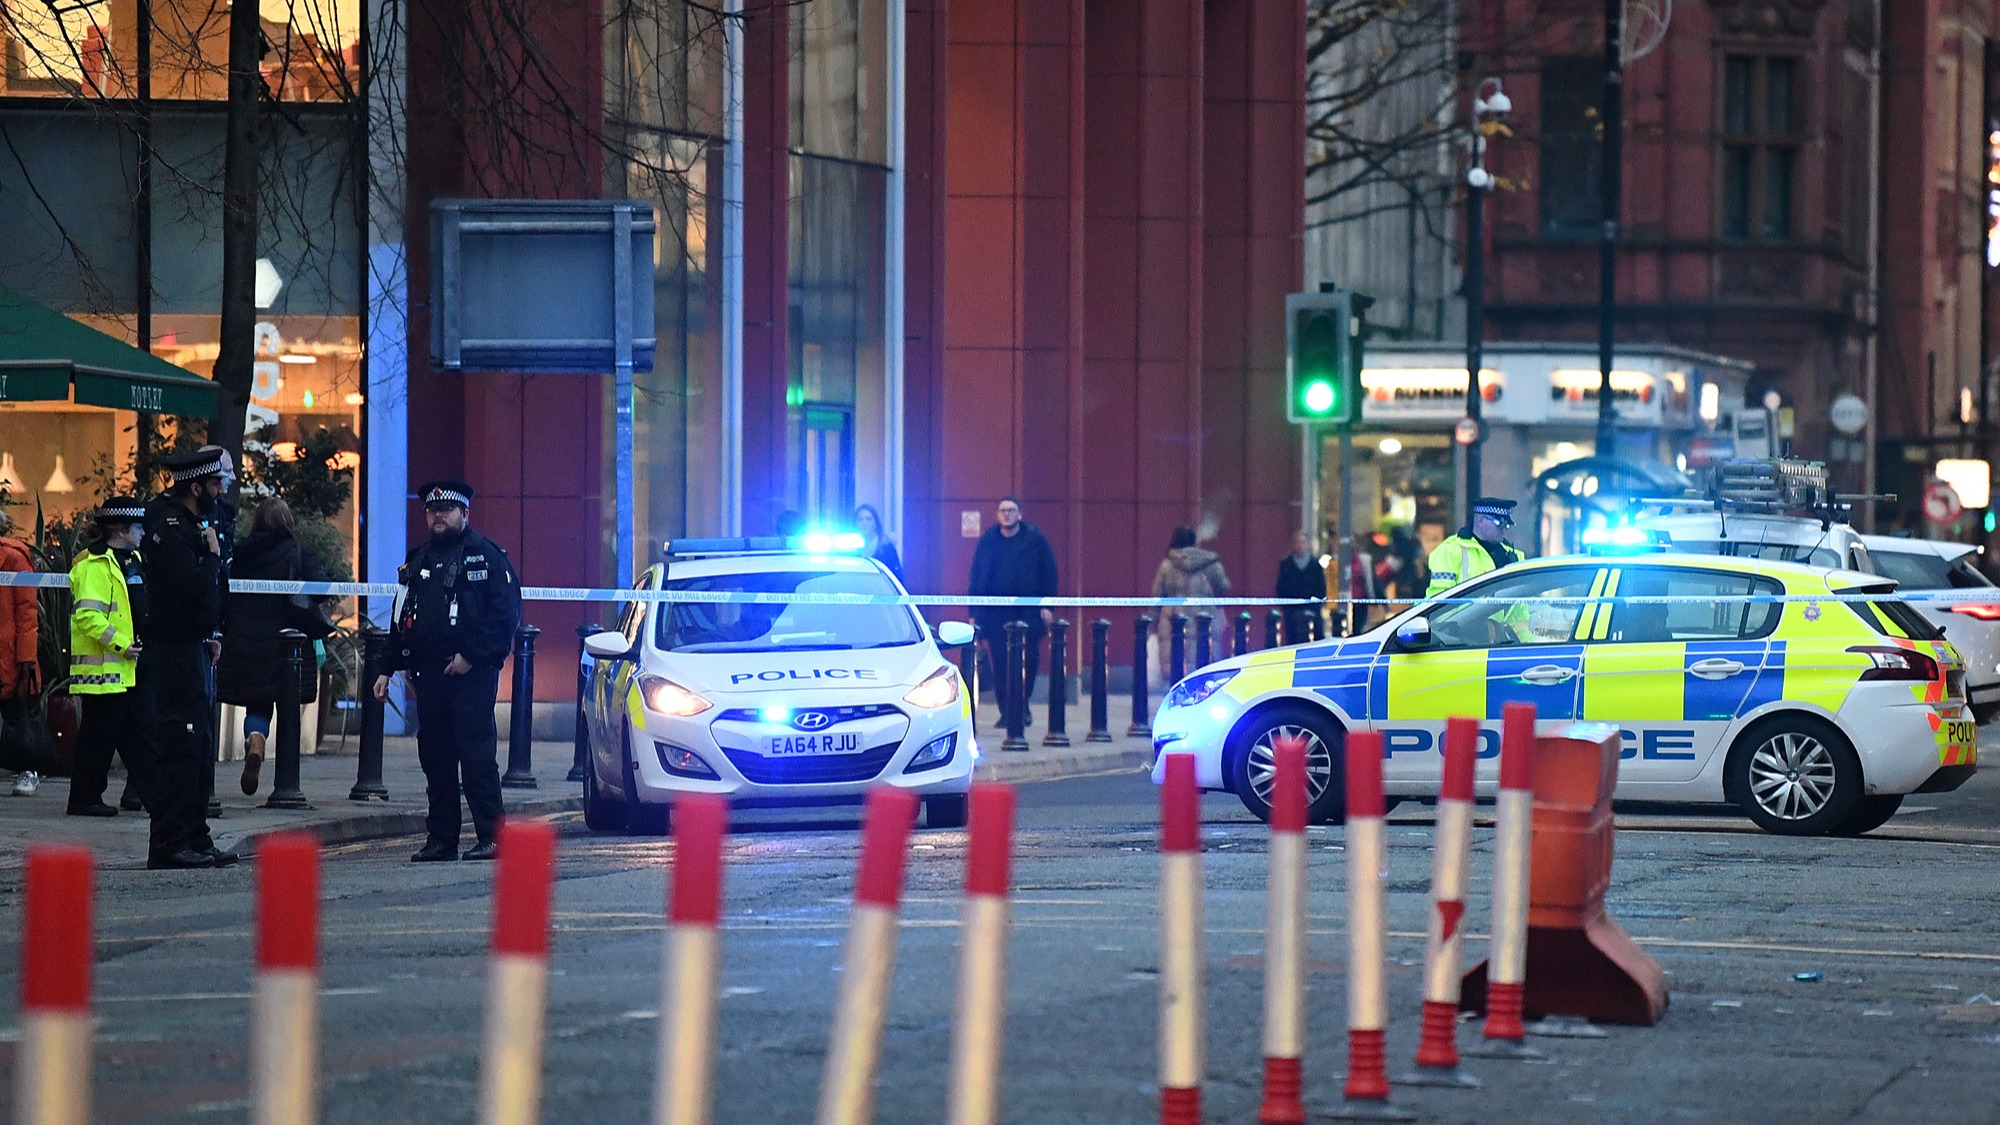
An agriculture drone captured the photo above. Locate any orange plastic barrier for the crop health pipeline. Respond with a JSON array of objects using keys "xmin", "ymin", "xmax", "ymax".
[{"xmin": 1463, "ymin": 722, "xmax": 1669, "ymax": 1026}]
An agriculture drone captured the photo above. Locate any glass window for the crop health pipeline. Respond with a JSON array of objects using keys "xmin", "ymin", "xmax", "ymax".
[
  {"xmin": 789, "ymin": 0, "xmax": 888, "ymax": 165},
  {"xmin": 1423, "ymin": 567, "xmax": 1601, "ymax": 649},
  {"xmin": 619, "ymin": 573, "xmax": 654, "ymax": 645},
  {"xmin": 656, "ymin": 569, "xmax": 922, "ymax": 653},
  {"xmin": 788, "ymin": 155, "xmax": 886, "ymax": 523},
  {"xmin": 1538, "ymin": 57, "xmax": 1602, "ymax": 241},
  {"xmin": 1671, "ymin": 540, "xmax": 1841, "ymax": 569},
  {"xmin": 1, "ymin": 0, "xmax": 358, "ymax": 100},
  {"xmin": 1870, "ymin": 548, "xmax": 1995, "ymax": 590},
  {"xmin": 1605, "ymin": 568, "xmax": 1782, "ymax": 643},
  {"xmin": 1723, "ymin": 56, "xmax": 1753, "ymax": 135},
  {"xmin": 1718, "ymin": 55, "xmax": 1800, "ymax": 244},
  {"xmin": 1850, "ymin": 596, "xmax": 1944, "ymax": 641},
  {"xmin": 1722, "ymin": 147, "xmax": 1752, "ymax": 240}
]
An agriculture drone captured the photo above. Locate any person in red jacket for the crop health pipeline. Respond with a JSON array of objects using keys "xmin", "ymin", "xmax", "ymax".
[{"xmin": 0, "ymin": 510, "xmax": 42, "ymax": 796}]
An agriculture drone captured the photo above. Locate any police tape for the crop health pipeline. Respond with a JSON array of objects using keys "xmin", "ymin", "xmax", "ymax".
[{"xmin": 0, "ymin": 569, "xmax": 1995, "ymax": 609}]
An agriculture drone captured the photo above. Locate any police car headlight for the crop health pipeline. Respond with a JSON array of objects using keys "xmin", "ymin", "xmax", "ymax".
[
  {"xmin": 903, "ymin": 666, "xmax": 961, "ymax": 710},
  {"xmin": 1166, "ymin": 669, "xmax": 1238, "ymax": 710},
  {"xmin": 638, "ymin": 674, "xmax": 713, "ymax": 717}
]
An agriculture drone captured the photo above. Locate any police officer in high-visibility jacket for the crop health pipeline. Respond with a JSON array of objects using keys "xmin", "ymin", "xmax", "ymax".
[
  {"xmin": 1426, "ymin": 497, "xmax": 1522, "ymax": 595},
  {"xmin": 372, "ymin": 481, "xmax": 521, "ymax": 863},
  {"xmin": 66, "ymin": 498, "xmax": 151, "ymax": 820}
]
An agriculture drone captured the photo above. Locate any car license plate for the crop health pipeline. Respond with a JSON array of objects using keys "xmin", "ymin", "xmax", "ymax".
[
  {"xmin": 767, "ymin": 733, "xmax": 862, "ymax": 756},
  {"xmin": 1944, "ymin": 719, "xmax": 1976, "ymax": 746}
]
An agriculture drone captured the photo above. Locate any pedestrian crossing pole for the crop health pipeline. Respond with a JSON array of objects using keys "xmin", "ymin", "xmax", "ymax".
[
  {"xmin": 252, "ymin": 835, "xmax": 321, "ymax": 1125},
  {"xmin": 15, "ymin": 847, "xmax": 93, "ymax": 1125}
]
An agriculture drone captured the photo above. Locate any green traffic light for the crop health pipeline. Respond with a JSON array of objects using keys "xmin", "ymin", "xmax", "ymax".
[{"xmin": 1302, "ymin": 380, "xmax": 1336, "ymax": 414}]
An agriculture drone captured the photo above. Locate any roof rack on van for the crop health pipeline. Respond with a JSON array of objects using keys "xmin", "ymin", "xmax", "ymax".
[{"xmin": 1636, "ymin": 458, "xmax": 1895, "ymax": 532}]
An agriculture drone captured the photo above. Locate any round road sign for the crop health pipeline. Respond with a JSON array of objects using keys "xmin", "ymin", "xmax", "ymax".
[
  {"xmin": 1453, "ymin": 417, "xmax": 1482, "ymax": 446},
  {"xmin": 1924, "ymin": 480, "xmax": 1963, "ymax": 524},
  {"xmin": 1829, "ymin": 393, "xmax": 1868, "ymax": 436}
]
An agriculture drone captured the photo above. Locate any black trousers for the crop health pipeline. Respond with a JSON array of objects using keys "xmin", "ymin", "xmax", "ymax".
[
  {"xmin": 982, "ymin": 621, "xmax": 1044, "ymax": 726},
  {"xmin": 72, "ymin": 688, "xmax": 155, "ymax": 811},
  {"xmin": 141, "ymin": 642, "xmax": 215, "ymax": 860},
  {"xmin": 412, "ymin": 666, "xmax": 503, "ymax": 847}
]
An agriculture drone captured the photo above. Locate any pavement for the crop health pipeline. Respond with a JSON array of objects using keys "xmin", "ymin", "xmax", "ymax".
[{"xmin": 0, "ymin": 697, "xmax": 1154, "ymax": 867}]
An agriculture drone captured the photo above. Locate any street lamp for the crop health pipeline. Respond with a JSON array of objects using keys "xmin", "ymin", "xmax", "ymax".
[{"xmin": 1463, "ymin": 77, "xmax": 1510, "ymax": 513}]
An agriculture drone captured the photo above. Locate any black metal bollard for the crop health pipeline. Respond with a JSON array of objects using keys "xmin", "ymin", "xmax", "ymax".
[
  {"xmin": 1266, "ymin": 608, "xmax": 1282, "ymax": 650},
  {"xmin": 1234, "ymin": 612, "xmax": 1250, "ymax": 656},
  {"xmin": 1043, "ymin": 618, "xmax": 1071, "ymax": 748},
  {"xmin": 568, "ymin": 623, "xmax": 593, "ymax": 783},
  {"xmin": 349, "ymin": 625, "xmax": 390, "ymax": 801},
  {"xmin": 959, "ymin": 621, "xmax": 980, "ymax": 712},
  {"xmin": 1001, "ymin": 621, "xmax": 1030, "ymax": 751},
  {"xmin": 1169, "ymin": 614, "xmax": 1188, "ymax": 685},
  {"xmin": 503, "ymin": 624, "xmax": 542, "ymax": 788},
  {"xmin": 1128, "ymin": 615, "xmax": 1153, "ymax": 736},
  {"xmin": 1086, "ymin": 619, "xmax": 1112, "ymax": 743},
  {"xmin": 265, "ymin": 629, "xmax": 312, "ymax": 810},
  {"xmin": 1307, "ymin": 611, "xmax": 1323, "ymax": 642},
  {"xmin": 1193, "ymin": 612, "xmax": 1213, "ymax": 670}
]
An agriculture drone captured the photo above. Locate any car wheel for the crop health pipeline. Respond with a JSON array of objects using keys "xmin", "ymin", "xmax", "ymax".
[
  {"xmin": 582, "ymin": 753, "xmax": 624, "ymax": 832},
  {"xmin": 925, "ymin": 794, "xmax": 969, "ymax": 829},
  {"xmin": 1830, "ymin": 794, "xmax": 1904, "ymax": 837},
  {"xmin": 1228, "ymin": 703, "xmax": 1345, "ymax": 825},
  {"xmin": 620, "ymin": 723, "xmax": 672, "ymax": 837},
  {"xmin": 1727, "ymin": 714, "xmax": 1862, "ymax": 836}
]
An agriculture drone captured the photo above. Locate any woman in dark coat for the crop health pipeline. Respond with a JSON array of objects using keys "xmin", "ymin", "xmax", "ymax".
[{"xmin": 216, "ymin": 498, "xmax": 330, "ymax": 796}]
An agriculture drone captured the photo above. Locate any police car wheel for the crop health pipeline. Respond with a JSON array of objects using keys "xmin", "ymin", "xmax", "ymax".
[
  {"xmin": 1830, "ymin": 795, "xmax": 1903, "ymax": 837},
  {"xmin": 620, "ymin": 723, "xmax": 672, "ymax": 836},
  {"xmin": 1727, "ymin": 715, "xmax": 1862, "ymax": 836},
  {"xmin": 926, "ymin": 794, "xmax": 969, "ymax": 829},
  {"xmin": 582, "ymin": 755, "xmax": 624, "ymax": 832},
  {"xmin": 1229, "ymin": 705, "xmax": 1345, "ymax": 825}
]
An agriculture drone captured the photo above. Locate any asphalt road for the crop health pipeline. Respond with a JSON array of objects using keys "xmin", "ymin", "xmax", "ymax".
[{"xmin": 2, "ymin": 749, "xmax": 1999, "ymax": 1123}]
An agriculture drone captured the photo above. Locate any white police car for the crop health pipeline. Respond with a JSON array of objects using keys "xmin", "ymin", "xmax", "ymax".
[{"xmin": 578, "ymin": 538, "xmax": 977, "ymax": 833}]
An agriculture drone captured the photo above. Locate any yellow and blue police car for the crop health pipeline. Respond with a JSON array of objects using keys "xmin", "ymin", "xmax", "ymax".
[
  {"xmin": 578, "ymin": 538, "xmax": 977, "ymax": 834},
  {"xmin": 1149, "ymin": 546, "xmax": 1977, "ymax": 836}
]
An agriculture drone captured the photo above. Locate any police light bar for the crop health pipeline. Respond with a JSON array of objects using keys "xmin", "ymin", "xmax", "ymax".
[
  {"xmin": 1581, "ymin": 526, "xmax": 1671, "ymax": 554},
  {"xmin": 799, "ymin": 531, "xmax": 866, "ymax": 553},
  {"xmin": 662, "ymin": 533, "xmax": 867, "ymax": 558}
]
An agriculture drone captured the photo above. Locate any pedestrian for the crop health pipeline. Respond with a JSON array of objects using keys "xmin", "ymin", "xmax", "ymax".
[
  {"xmin": 64, "ymin": 498, "xmax": 150, "ymax": 818},
  {"xmin": 1274, "ymin": 530, "xmax": 1323, "ymax": 646},
  {"xmin": 140, "ymin": 449, "xmax": 236, "ymax": 869},
  {"xmin": 0, "ymin": 509, "xmax": 41, "ymax": 796},
  {"xmin": 372, "ymin": 481, "xmax": 521, "ymax": 862},
  {"xmin": 1152, "ymin": 526, "xmax": 1230, "ymax": 663},
  {"xmin": 1426, "ymin": 497, "xmax": 1523, "ymax": 595},
  {"xmin": 217, "ymin": 498, "xmax": 332, "ymax": 796},
  {"xmin": 966, "ymin": 496, "xmax": 1057, "ymax": 729},
  {"xmin": 853, "ymin": 503, "xmax": 904, "ymax": 585}
]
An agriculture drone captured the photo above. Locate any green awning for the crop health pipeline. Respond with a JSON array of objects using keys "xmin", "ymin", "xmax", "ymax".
[{"xmin": 0, "ymin": 283, "xmax": 221, "ymax": 418}]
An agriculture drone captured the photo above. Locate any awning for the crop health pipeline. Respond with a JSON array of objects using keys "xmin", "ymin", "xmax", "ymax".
[{"xmin": 0, "ymin": 283, "xmax": 221, "ymax": 418}]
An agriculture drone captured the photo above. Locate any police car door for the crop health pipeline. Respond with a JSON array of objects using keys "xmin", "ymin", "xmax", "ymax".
[
  {"xmin": 592, "ymin": 568, "xmax": 658, "ymax": 753},
  {"xmin": 1581, "ymin": 564, "xmax": 1783, "ymax": 786},
  {"xmin": 1379, "ymin": 565, "xmax": 1604, "ymax": 784}
]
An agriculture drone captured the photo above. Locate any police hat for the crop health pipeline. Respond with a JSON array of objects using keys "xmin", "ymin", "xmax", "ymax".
[
  {"xmin": 163, "ymin": 448, "xmax": 225, "ymax": 484},
  {"xmin": 1472, "ymin": 497, "xmax": 1517, "ymax": 522},
  {"xmin": 95, "ymin": 496, "xmax": 146, "ymax": 525},
  {"xmin": 420, "ymin": 480, "xmax": 474, "ymax": 509}
]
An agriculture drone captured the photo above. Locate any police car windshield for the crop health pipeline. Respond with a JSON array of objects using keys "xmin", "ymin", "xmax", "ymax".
[
  {"xmin": 1675, "ymin": 540, "xmax": 1839, "ymax": 569},
  {"xmin": 656, "ymin": 570, "xmax": 923, "ymax": 653}
]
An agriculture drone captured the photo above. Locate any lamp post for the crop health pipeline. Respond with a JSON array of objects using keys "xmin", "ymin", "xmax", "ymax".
[
  {"xmin": 1594, "ymin": 0, "xmax": 1626, "ymax": 459},
  {"xmin": 1463, "ymin": 77, "xmax": 1511, "ymax": 513}
]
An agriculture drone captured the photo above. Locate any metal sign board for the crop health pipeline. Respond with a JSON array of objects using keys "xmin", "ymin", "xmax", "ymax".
[{"xmin": 429, "ymin": 199, "xmax": 657, "ymax": 374}]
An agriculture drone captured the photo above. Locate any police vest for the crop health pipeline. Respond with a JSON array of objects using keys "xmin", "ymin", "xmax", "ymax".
[
  {"xmin": 68, "ymin": 550, "xmax": 140, "ymax": 694},
  {"xmin": 1425, "ymin": 534, "xmax": 1519, "ymax": 597}
]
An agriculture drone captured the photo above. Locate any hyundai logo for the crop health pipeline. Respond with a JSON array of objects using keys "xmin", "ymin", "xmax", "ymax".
[{"xmin": 791, "ymin": 711, "xmax": 834, "ymax": 731}]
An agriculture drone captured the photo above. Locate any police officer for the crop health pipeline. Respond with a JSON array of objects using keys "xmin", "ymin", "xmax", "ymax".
[
  {"xmin": 373, "ymin": 481, "xmax": 521, "ymax": 862},
  {"xmin": 65, "ymin": 498, "xmax": 150, "ymax": 819},
  {"xmin": 1426, "ymin": 497, "xmax": 1523, "ymax": 596},
  {"xmin": 142, "ymin": 449, "xmax": 236, "ymax": 869}
]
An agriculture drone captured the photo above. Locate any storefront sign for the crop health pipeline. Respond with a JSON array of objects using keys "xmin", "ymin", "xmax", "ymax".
[
  {"xmin": 1547, "ymin": 369, "xmax": 1659, "ymax": 423},
  {"xmin": 1358, "ymin": 367, "xmax": 1502, "ymax": 422}
]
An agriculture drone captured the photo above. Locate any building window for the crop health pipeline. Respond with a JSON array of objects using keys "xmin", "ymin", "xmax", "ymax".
[
  {"xmin": 1538, "ymin": 56, "xmax": 1602, "ymax": 241},
  {"xmin": 1720, "ymin": 55, "xmax": 1799, "ymax": 242}
]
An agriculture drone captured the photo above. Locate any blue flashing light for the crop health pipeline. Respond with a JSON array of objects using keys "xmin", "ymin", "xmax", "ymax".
[
  {"xmin": 1581, "ymin": 526, "xmax": 1669, "ymax": 554},
  {"xmin": 759, "ymin": 705, "xmax": 790, "ymax": 723},
  {"xmin": 798, "ymin": 530, "xmax": 867, "ymax": 554}
]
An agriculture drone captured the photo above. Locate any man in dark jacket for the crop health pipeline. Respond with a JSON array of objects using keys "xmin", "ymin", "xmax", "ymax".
[
  {"xmin": 373, "ymin": 481, "xmax": 522, "ymax": 862},
  {"xmin": 967, "ymin": 496, "xmax": 1058, "ymax": 730},
  {"xmin": 1274, "ymin": 530, "xmax": 1325, "ymax": 645},
  {"xmin": 140, "ymin": 449, "xmax": 235, "ymax": 868}
]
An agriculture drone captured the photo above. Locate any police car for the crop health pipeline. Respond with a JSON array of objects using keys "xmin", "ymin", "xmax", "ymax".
[
  {"xmin": 578, "ymin": 537, "xmax": 976, "ymax": 833},
  {"xmin": 1148, "ymin": 547, "xmax": 1977, "ymax": 836}
]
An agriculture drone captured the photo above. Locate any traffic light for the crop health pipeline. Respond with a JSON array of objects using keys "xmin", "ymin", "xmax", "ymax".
[{"xmin": 1285, "ymin": 290, "xmax": 1369, "ymax": 425}]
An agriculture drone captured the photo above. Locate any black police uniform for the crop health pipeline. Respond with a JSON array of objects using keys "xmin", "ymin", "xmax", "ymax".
[
  {"xmin": 143, "ymin": 484, "xmax": 224, "ymax": 865},
  {"xmin": 386, "ymin": 496, "xmax": 521, "ymax": 854}
]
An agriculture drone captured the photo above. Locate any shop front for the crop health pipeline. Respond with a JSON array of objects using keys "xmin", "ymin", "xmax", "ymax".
[{"xmin": 1316, "ymin": 342, "xmax": 1753, "ymax": 561}]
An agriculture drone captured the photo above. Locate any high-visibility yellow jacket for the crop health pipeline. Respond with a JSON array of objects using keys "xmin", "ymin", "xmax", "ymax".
[
  {"xmin": 1424, "ymin": 533, "xmax": 1521, "ymax": 596},
  {"xmin": 69, "ymin": 548, "xmax": 139, "ymax": 694}
]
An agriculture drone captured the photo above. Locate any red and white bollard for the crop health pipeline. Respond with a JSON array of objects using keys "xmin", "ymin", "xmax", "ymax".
[
  {"xmin": 1402, "ymin": 717, "xmax": 1479, "ymax": 1087},
  {"xmin": 816, "ymin": 787, "xmax": 920, "ymax": 1125},
  {"xmin": 1339, "ymin": 731, "xmax": 1392, "ymax": 1104},
  {"xmin": 656, "ymin": 793, "xmax": 731, "ymax": 1125},
  {"xmin": 479, "ymin": 820, "xmax": 557, "ymax": 1125},
  {"xmin": 1258, "ymin": 736, "xmax": 1309, "ymax": 1125},
  {"xmin": 15, "ymin": 846, "xmax": 92, "ymax": 1125},
  {"xmin": 947, "ymin": 784, "xmax": 1016, "ymax": 1125},
  {"xmin": 253, "ymin": 834, "xmax": 320, "ymax": 1125},
  {"xmin": 1158, "ymin": 754, "xmax": 1205, "ymax": 1125},
  {"xmin": 1483, "ymin": 701, "xmax": 1536, "ymax": 1044}
]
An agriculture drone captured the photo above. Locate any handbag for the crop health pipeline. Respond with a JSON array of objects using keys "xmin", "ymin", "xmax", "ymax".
[
  {"xmin": 0, "ymin": 696, "xmax": 57, "ymax": 775},
  {"xmin": 284, "ymin": 543, "xmax": 338, "ymax": 640}
]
